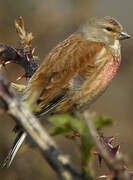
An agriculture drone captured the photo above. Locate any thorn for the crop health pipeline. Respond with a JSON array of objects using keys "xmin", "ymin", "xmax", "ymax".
[
  {"xmin": 65, "ymin": 131, "xmax": 80, "ymax": 139},
  {"xmin": 104, "ymin": 136, "xmax": 115, "ymax": 144},
  {"xmin": 0, "ymin": 60, "xmax": 6, "ymax": 69},
  {"xmin": 26, "ymin": 54, "xmax": 30, "ymax": 62},
  {"xmin": 98, "ymin": 173, "xmax": 114, "ymax": 179},
  {"xmin": 5, "ymin": 60, "xmax": 16, "ymax": 65},
  {"xmin": 0, "ymin": 60, "xmax": 16, "ymax": 70},
  {"xmin": 16, "ymin": 75, "xmax": 25, "ymax": 81},
  {"xmin": 104, "ymin": 134, "xmax": 119, "ymax": 144},
  {"xmin": 32, "ymin": 48, "xmax": 35, "ymax": 54},
  {"xmin": 18, "ymin": 16, "xmax": 24, "ymax": 27},
  {"xmin": 94, "ymin": 149, "xmax": 99, "ymax": 155},
  {"xmin": 102, "ymin": 141, "xmax": 120, "ymax": 157},
  {"xmin": 94, "ymin": 149, "xmax": 102, "ymax": 166},
  {"xmin": 0, "ymin": 46, "xmax": 5, "ymax": 53},
  {"xmin": 111, "ymin": 145, "xmax": 120, "ymax": 156},
  {"xmin": 16, "ymin": 50, "xmax": 24, "ymax": 58},
  {"xmin": 98, "ymin": 155, "xmax": 102, "ymax": 166},
  {"xmin": 0, "ymin": 64, "xmax": 3, "ymax": 69},
  {"xmin": 16, "ymin": 73, "xmax": 28, "ymax": 81},
  {"xmin": 3, "ymin": 63, "xmax": 8, "ymax": 71},
  {"xmin": 72, "ymin": 131, "xmax": 80, "ymax": 137},
  {"xmin": 98, "ymin": 174, "xmax": 108, "ymax": 178}
]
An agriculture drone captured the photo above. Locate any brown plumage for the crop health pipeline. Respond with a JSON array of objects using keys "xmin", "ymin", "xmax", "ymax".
[
  {"xmin": 25, "ymin": 15, "xmax": 130, "ymax": 115},
  {"xmin": 25, "ymin": 34, "xmax": 106, "ymax": 113},
  {"xmin": 3, "ymin": 16, "xmax": 130, "ymax": 167}
]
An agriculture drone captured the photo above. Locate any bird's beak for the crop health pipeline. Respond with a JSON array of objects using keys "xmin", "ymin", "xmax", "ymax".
[{"xmin": 119, "ymin": 31, "xmax": 130, "ymax": 40}]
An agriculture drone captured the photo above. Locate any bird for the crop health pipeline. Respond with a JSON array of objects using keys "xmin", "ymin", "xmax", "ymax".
[{"xmin": 2, "ymin": 16, "xmax": 130, "ymax": 167}]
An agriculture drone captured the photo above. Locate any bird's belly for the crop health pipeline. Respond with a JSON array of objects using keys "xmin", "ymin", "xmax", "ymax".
[{"xmin": 73, "ymin": 58, "xmax": 121, "ymax": 110}]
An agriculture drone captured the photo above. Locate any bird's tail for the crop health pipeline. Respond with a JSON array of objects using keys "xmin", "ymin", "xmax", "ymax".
[
  {"xmin": 2, "ymin": 94, "xmax": 66, "ymax": 168},
  {"xmin": 2, "ymin": 131, "xmax": 27, "ymax": 168}
]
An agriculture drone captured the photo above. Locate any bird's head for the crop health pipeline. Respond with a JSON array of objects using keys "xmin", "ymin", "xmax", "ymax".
[{"xmin": 79, "ymin": 16, "xmax": 130, "ymax": 48}]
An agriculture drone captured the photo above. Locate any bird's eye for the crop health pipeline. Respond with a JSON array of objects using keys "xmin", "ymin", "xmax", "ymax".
[{"xmin": 105, "ymin": 27, "xmax": 113, "ymax": 32}]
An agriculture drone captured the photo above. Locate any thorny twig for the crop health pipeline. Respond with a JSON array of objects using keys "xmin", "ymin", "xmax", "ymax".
[
  {"xmin": 0, "ymin": 16, "xmax": 133, "ymax": 180},
  {"xmin": 0, "ymin": 71, "xmax": 83, "ymax": 180},
  {"xmin": 83, "ymin": 110, "xmax": 132, "ymax": 180},
  {"xmin": 0, "ymin": 17, "xmax": 83, "ymax": 179},
  {"xmin": 0, "ymin": 17, "xmax": 39, "ymax": 79},
  {"xmin": 0, "ymin": 17, "xmax": 39, "ymax": 167}
]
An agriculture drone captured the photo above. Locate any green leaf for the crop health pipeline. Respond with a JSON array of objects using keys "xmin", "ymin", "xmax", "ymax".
[
  {"xmin": 49, "ymin": 113, "xmax": 95, "ymax": 179},
  {"xmin": 70, "ymin": 119, "xmax": 87, "ymax": 136},
  {"xmin": 50, "ymin": 126, "xmax": 72, "ymax": 136},
  {"xmin": 49, "ymin": 114, "xmax": 74, "ymax": 126},
  {"xmin": 94, "ymin": 115, "xmax": 113, "ymax": 129}
]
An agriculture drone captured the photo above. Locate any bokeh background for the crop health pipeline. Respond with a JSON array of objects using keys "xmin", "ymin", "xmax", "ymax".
[{"xmin": 0, "ymin": 0, "xmax": 133, "ymax": 179}]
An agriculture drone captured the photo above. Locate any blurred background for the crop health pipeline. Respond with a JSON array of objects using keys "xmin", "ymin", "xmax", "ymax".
[{"xmin": 0, "ymin": 0, "xmax": 133, "ymax": 179}]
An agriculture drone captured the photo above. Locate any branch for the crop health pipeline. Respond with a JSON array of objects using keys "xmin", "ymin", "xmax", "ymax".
[
  {"xmin": 0, "ymin": 71, "xmax": 83, "ymax": 180},
  {"xmin": 83, "ymin": 110, "xmax": 131, "ymax": 180},
  {"xmin": 0, "ymin": 43, "xmax": 38, "ymax": 78},
  {"xmin": 0, "ymin": 17, "xmax": 39, "ymax": 79}
]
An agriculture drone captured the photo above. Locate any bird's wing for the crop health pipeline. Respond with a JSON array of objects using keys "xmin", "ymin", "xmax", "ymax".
[{"xmin": 25, "ymin": 33, "xmax": 108, "ymax": 111}]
